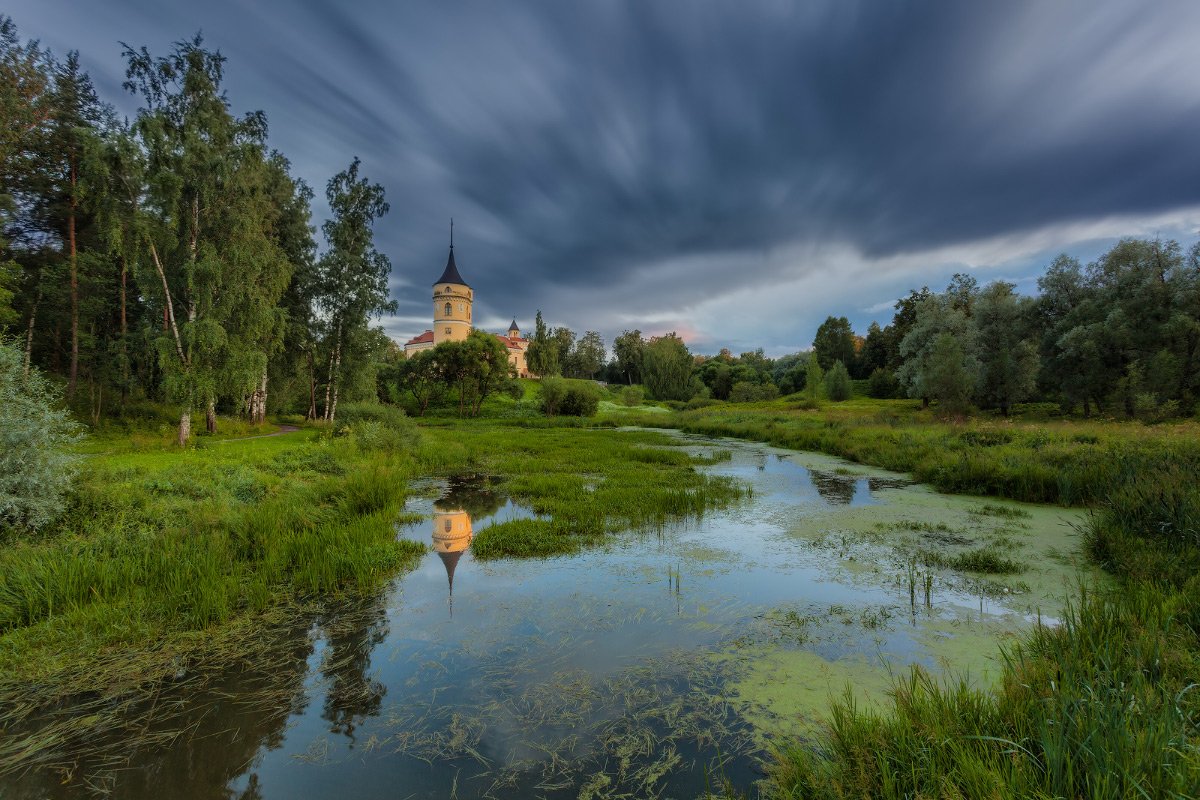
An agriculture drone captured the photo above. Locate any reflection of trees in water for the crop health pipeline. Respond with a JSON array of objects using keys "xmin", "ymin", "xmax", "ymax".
[
  {"xmin": 6, "ymin": 614, "xmax": 316, "ymax": 799},
  {"xmin": 319, "ymin": 595, "xmax": 390, "ymax": 741},
  {"xmin": 809, "ymin": 472, "xmax": 912, "ymax": 505},
  {"xmin": 809, "ymin": 470, "xmax": 858, "ymax": 505},
  {"xmin": 433, "ymin": 473, "xmax": 506, "ymax": 519}
]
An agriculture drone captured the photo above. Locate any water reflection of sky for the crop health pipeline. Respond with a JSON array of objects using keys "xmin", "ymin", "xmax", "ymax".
[
  {"xmin": 244, "ymin": 435, "xmax": 1053, "ymax": 799},
  {"xmin": 8, "ymin": 432, "xmax": 1089, "ymax": 800}
]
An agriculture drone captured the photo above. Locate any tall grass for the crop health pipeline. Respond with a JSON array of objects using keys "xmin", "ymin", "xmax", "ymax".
[
  {"xmin": 770, "ymin": 583, "xmax": 1200, "ymax": 799},
  {"xmin": 0, "ymin": 428, "xmax": 425, "ymax": 690}
]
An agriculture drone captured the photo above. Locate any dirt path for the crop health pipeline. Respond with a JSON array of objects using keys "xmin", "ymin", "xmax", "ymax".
[{"xmin": 218, "ymin": 424, "xmax": 301, "ymax": 442}]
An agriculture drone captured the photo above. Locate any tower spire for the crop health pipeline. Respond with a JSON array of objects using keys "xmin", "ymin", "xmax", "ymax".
[{"xmin": 450, "ymin": 217, "xmax": 454, "ymax": 249}]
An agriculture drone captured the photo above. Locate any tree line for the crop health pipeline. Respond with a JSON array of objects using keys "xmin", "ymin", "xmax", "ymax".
[
  {"xmin": 0, "ymin": 18, "xmax": 393, "ymax": 443},
  {"xmin": 522, "ymin": 238, "xmax": 1198, "ymax": 419}
]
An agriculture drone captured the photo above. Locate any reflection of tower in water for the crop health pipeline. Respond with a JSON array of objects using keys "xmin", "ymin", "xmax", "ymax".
[{"xmin": 432, "ymin": 506, "xmax": 472, "ymax": 609}]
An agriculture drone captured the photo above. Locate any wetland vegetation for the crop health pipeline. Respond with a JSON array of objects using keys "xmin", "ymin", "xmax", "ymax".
[{"xmin": 4, "ymin": 390, "xmax": 1198, "ymax": 797}]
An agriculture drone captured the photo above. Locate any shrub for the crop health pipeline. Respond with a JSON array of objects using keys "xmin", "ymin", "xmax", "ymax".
[
  {"xmin": 332, "ymin": 403, "xmax": 419, "ymax": 453},
  {"xmin": 867, "ymin": 367, "xmax": 900, "ymax": 399},
  {"xmin": 351, "ymin": 420, "xmax": 420, "ymax": 453},
  {"xmin": 728, "ymin": 381, "xmax": 780, "ymax": 403},
  {"xmin": 824, "ymin": 360, "xmax": 852, "ymax": 401},
  {"xmin": 619, "ymin": 385, "xmax": 644, "ymax": 407},
  {"xmin": 334, "ymin": 402, "xmax": 411, "ymax": 428},
  {"xmin": 0, "ymin": 343, "xmax": 83, "ymax": 530},
  {"xmin": 539, "ymin": 377, "xmax": 600, "ymax": 417}
]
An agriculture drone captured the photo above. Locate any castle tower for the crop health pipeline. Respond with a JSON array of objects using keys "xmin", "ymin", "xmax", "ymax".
[
  {"xmin": 508, "ymin": 319, "xmax": 520, "ymax": 337},
  {"xmin": 432, "ymin": 221, "xmax": 472, "ymax": 345}
]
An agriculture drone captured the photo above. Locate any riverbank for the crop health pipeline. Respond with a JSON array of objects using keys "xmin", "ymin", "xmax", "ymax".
[
  {"xmin": 623, "ymin": 396, "xmax": 1200, "ymax": 506},
  {"xmin": 618, "ymin": 398, "xmax": 1200, "ymax": 798}
]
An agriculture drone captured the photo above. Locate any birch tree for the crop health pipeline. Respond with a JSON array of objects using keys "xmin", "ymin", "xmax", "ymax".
[
  {"xmin": 123, "ymin": 35, "xmax": 273, "ymax": 443},
  {"xmin": 316, "ymin": 158, "xmax": 394, "ymax": 423}
]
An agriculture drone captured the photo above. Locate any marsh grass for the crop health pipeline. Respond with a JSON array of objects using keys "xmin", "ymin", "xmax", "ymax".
[
  {"xmin": 0, "ymin": 424, "xmax": 431, "ymax": 783},
  {"xmin": 421, "ymin": 425, "xmax": 746, "ymax": 560},
  {"xmin": 917, "ymin": 546, "xmax": 1025, "ymax": 575},
  {"xmin": 767, "ymin": 582, "xmax": 1200, "ymax": 799},
  {"xmin": 627, "ymin": 398, "xmax": 1200, "ymax": 506}
]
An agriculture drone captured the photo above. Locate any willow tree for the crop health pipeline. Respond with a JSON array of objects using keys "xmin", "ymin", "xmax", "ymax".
[
  {"xmin": 123, "ymin": 35, "xmax": 283, "ymax": 443},
  {"xmin": 315, "ymin": 158, "xmax": 394, "ymax": 423}
]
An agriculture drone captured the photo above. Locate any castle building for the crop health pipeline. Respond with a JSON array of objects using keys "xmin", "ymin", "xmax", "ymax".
[{"xmin": 402, "ymin": 232, "xmax": 532, "ymax": 377}]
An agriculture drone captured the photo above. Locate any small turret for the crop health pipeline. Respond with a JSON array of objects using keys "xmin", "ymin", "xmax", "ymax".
[{"xmin": 508, "ymin": 319, "xmax": 520, "ymax": 337}]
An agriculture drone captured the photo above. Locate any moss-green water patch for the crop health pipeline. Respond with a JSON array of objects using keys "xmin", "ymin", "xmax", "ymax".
[{"xmin": 722, "ymin": 649, "xmax": 897, "ymax": 738}]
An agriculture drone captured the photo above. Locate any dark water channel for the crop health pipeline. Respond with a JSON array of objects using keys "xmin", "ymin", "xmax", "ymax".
[{"xmin": 7, "ymin": 432, "xmax": 1092, "ymax": 799}]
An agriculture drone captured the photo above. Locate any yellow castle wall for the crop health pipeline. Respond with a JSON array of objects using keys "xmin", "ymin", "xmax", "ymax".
[{"xmin": 433, "ymin": 282, "xmax": 473, "ymax": 345}]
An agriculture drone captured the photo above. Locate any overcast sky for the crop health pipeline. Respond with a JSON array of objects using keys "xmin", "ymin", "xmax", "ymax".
[{"xmin": 10, "ymin": 1, "xmax": 1200, "ymax": 355}]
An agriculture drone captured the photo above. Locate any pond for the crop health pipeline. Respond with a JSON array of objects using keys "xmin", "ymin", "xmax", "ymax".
[{"xmin": 6, "ymin": 431, "xmax": 1102, "ymax": 799}]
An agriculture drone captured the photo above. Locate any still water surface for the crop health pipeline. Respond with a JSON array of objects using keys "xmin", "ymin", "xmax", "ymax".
[{"xmin": 9, "ymin": 431, "xmax": 1095, "ymax": 799}]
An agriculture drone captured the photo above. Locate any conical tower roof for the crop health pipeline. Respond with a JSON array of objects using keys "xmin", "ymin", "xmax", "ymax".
[
  {"xmin": 438, "ymin": 549, "xmax": 464, "ymax": 595},
  {"xmin": 508, "ymin": 319, "xmax": 520, "ymax": 333},
  {"xmin": 435, "ymin": 246, "xmax": 469, "ymax": 287}
]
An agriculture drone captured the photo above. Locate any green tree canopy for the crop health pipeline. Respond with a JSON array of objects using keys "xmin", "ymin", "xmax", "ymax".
[
  {"xmin": 642, "ymin": 333, "xmax": 693, "ymax": 401},
  {"xmin": 812, "ymin": 316, "xmax": 857, "ymax": 372}
]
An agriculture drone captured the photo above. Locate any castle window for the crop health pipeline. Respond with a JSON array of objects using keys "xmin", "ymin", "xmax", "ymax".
[
  {"xmin": 444, "ymin": 302, "xmax": 452, "ymax": 316},
  {"xmin": 444, "ymin": 519, "xmax": 452, "ymax": 533},
  {"xmin": 444, "ymin": 327, "xmax": 451, "ymax": 335}
]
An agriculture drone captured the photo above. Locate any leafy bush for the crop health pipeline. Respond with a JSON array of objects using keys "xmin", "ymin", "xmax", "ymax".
[
  {"xmin": 351, "ymin": 420, "xmax": 420, "ymax": 453},
  {"xmin": 728, "ymin": 381, "xmax": 780, "ymax": 403},
  {"xmin": 867, "ymin": 367, "xmax": 900, "ymax": 399},
  {"xmin": 332, "ymin": 402, "xmax": 420, "ymax": 453},
  {"xmin": 619, "ymin": 385, "xmax": 644, "ymax": 406},
  {"xmin": 539, "ymin": 377, "xmax": 600, "ymax": 417},
  {"xmin": 824, "ymin": 360, "xmax": 852, "ymax": 401},
  {"xmin": 0, "ymin": 343, "xmax": 83, "ymax": 530},
  {"xmin": 334, "ymin": 401, "xmax": 411, "ymax": 428}
]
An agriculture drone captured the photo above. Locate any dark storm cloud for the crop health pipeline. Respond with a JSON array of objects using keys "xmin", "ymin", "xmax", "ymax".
[{"xmin": 10, "ymin": 0, "xmax": 1200, "ymax": 350}]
